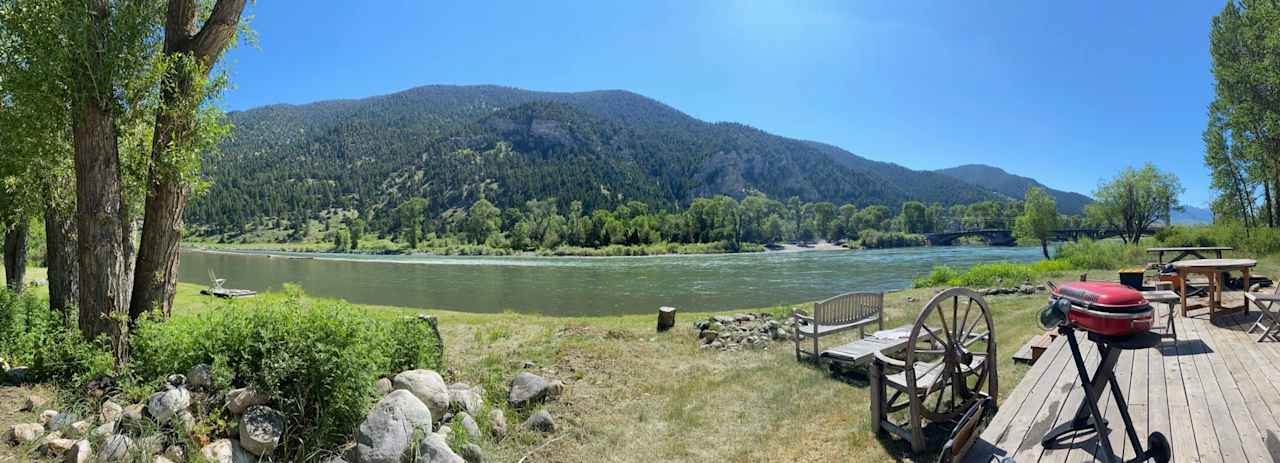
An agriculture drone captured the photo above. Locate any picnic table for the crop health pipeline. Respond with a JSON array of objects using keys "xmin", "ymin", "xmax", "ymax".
[
  {"xmin": 1147, "ymin": 246, "xmax": 1233, "ymax": 265},
  {"xmin": 1170, "ymin": 258, "xmax": 1256, "ymax": 317}
]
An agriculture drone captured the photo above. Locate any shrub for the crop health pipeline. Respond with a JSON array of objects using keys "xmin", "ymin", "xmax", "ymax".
[
  {"xmin": 1155, "ymin": 224, "xmax": 1280, "ymax": 256},
  {"xmin": 131, "ymin": 292, "xmax": 444, "ymax": 458},
  {"xmin": 0, "ymin": 289, "xmax": 113, "ymax": 387},
  {"xmin": 858, "ymin": 230, "xmax": 928, "ymax": 249},
  {"xmin": 1054, "ymin": 239, "xmax": 1146, "ymax": 270}
]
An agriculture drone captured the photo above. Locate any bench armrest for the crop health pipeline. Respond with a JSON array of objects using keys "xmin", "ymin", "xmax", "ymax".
[
  {"xmin": 874, "ymin": 350, "xmax": 906, "ymax": 370},
  {"xmin": 792, "ymin": 309, "xmax": 814, "ymax": 325}
]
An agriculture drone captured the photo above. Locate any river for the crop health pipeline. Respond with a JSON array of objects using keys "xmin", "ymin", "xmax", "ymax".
[{"xmin": 177, "ymin": 246, "xmax": 1045, "ymax": 316}]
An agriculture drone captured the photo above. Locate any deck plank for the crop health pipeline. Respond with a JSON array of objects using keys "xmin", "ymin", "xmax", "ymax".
[{"xmin": 970, "ymin": 304, "xmax": 1280, "ymax": 463}]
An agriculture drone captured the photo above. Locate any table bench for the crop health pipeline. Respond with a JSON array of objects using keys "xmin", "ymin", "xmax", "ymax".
[{"xmin": 1147, "ymin": 246, "xmax": 1233, "ymax": 265}]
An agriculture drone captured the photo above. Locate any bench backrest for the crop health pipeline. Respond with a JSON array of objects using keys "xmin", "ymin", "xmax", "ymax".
[{"xmin": 814, "ymin": 292, "xmax": 883, "ymax": 325}]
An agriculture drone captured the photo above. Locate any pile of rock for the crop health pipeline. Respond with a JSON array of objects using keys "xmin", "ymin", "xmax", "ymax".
[
  {"xmin": 978, "ymin": 283, "xmax": 1046, "ymax": 296},
  {"xmin": 4, "ymin": 365, "xmax": 283, "ymax": 463},
  {"xmin": 352, "ymin": 369, "xmax": 564, "ymax": 463},
  {"xmin": 693, "ymin": 313, "xmax": 794, "ymax": 351}
]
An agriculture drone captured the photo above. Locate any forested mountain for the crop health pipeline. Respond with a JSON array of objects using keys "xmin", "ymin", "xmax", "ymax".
[
  {"xmin": 933, "ymin": 164, "xmax": 1093, "ymax": 214},
  {"xmin": 187, "ymin": 85, "xmax": 1004, "ymax": 233}
]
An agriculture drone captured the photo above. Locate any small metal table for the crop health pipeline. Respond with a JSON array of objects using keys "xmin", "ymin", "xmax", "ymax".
[{"xmin": 1171, "ymin": 258, "xmax": 1257, "ymax": 317}]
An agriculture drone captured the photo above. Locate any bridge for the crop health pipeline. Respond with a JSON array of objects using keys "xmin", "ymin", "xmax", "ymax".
[{"xmin": 924, "ymin": 227, "xmax": 1153, "ymax": 246}]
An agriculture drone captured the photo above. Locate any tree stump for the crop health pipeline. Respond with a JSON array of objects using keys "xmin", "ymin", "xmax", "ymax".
[{"xmin": 656, "ymin": 306, "xmax": 677, "ymax": 332}]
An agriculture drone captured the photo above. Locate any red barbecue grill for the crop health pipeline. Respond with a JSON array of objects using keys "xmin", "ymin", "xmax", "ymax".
[{"xmin": 1039, "ymin": 282, "xmax": 1170, "ymax": 463}]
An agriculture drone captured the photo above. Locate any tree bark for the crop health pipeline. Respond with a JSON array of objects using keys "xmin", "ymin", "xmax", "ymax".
[
  {"xmin": 1040, "ymin": 239, "xmax": 1050, "ymax": 260},
  {"xmin": 44, "ymin": 196, "xmax": 79, "ymax": 318},
  {"xmin": 73, "ymin": 93, "xmax": 131, "ymax": 365},
  {"xmin": 131, "ymin": 0, "xmax": 246, "ymax": 320},
  {"xmin": 3, "ymin": 225, "xmax": 28, "ymax": 292}
]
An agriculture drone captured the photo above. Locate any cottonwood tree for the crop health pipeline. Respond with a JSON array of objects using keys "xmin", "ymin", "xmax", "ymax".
[
  {"xmin": 1086, "ymin": 165, "xmax": 1183, "ymax": 245},
  {"xmin": 131, "ymin": 0, "xmax": 247, "ymax": 320},
  {"xmin": 1204, "ymin": 1, "xmax": 1280, "ymax": 227},
  {"xmin": 1014, "ymin": 187, "xmax": 1059, "ymax": 259}
]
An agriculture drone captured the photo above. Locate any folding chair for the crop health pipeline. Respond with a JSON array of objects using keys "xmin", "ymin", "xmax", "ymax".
[{"xmin": 1246, "ymin": 284, "xmax": 1280, "ymax": 342}]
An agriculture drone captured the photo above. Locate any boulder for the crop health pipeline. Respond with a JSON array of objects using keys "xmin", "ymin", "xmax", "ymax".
[
  {"xmin": 201, "ymin": 439, "xmax": 254, "ymax": 463},
  {"xmin": 89, "ymin": 420, "xmax": 115, "ymax": 438},
  {"xmin": 239, "ymin": 405, "xmax": 285, "ymax": 456},
  {"xmin": 154, "ymin": 456, "xmax": 176, "ymax": 463},
  {"xmin": 448, "ymin": 383, "xmax": 484, "ymax": 415},
  {"xmin": 69, "ymin": 420, "xmax": 90, "ymax": 435},
  {"xmin": 414, "ymin": 433, "xmax": 465, "ymax": 463},
  {"xmin": 42, "ymin": 437, "xmax": 77, "ymax": 457},
  {"xmin": 188, "ymin": 364, "xmax": 213, "ymax": 390},
  {"xmin": 177, "ymin": 409, "xmax": 196, "ymax": 430},
  {"xmin": 225, "ymin": 387, "xmax": 268, "ymax": 415},
  {"xmin": 374, "ymin": 377, "xmax": 393, "ymax": 396},
  {"xmin": 48, "ymin": 412, "xmax": 78, "ymax": 434},
  {"xmin": 356, "ymin": 389, "xmax": 434, "ymax": 463},
  {"xmin": 508, "ymin": 372, "xmax": 560, "ymax": 407},
  {"xmin": 20, "ymin": 394, "xmax": 47, "ymax": 411},
  {"xmin": 147, "ymin": 384, "xmax": 192, "ymax": 424},
  {"xmin": 8, "ymin": 422, "xmax": 43, "ymax": 444},
  {"xmin": 99, "ymin": 400, "xmax": 123, "ymax": 425},
  {"xmin": 520, "ymin": 410, "xmax": 556, "ymax": 433},
  {"xmin": 119, "ymin": 404, "xmax": 147, "ymax": 433},
  {"xmin": 39, "ymin": 409, "xmax": 59, "ymax": 426},
  {"xmin": 456, "ymin": 412, "xmax": 480, "ymax": 440},
  {"xmin": 487, "ymin": 409, "xmax": 507, "ymax": 438},
  {"xmin": 63, "ymin": 440, "xmax": 90, "ymax": 463},
  {"xmin": 392, "ymin": 370, "xmax": 451, "ymax": 419},
  {"xmin": 459, "ymin": 443, "xmax": 484, "ymax": 463},
  {"xmin": 96, "ymin": 434, "xmax": 132, "ymax": 462}
]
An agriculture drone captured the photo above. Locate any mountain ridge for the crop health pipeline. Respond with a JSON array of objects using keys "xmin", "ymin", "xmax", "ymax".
[
  {"xmin": 933, "ymin": 164, "xmax": 1093, "ymax": 215},
  {"xmin": 189, "ymin": 85, "xmax": 1052, "ymax": 231}
]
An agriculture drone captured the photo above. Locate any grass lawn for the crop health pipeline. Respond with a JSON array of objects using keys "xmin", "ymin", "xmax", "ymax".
[{"xmin": 4, "ymin": 257, "xmax": 1278, "ymax": 462}]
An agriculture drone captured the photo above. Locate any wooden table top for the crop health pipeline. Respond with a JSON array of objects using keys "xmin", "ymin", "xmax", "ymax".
[
  {"xmin": 1146, "ymin": 246, "xmax": 1234, "ymax": 252},
  {"xmin": 1170, "ymin": 258, "xmax": 1257, "ymax": 270}
]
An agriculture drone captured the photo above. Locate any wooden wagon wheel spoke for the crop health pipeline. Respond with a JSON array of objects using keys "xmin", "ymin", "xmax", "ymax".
[
  {"xmin": 897, "ymin": 287, "xmax": 998, "ymax": 429},
  {"xmin": 935, "ymin": 307, "xmax": 955, "ymax": 346},
  {"xmin": 963, "ymin": 331, "xmax": 990, "ymax": 347}
]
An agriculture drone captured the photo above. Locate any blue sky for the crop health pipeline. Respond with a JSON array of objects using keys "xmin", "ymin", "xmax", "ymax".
[{"xmin": 222, "ymin": 1, "xmax": 1222, "ymax": 207}]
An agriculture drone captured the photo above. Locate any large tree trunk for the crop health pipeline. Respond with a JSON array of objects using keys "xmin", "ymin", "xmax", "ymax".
[
  {"xmin": 73, "ymin": 96, "xmax": 131, "ymax": 365},
  {"xmin": 130, "ymin": 0, "xmax": 246, "ymax": 320},
  {"xmin": 44, "ymin": 196, "xmax": 79, "ymax": 319},
  {"xmin": 3, "ymin": 225, "xmax": 28, "ymax": 292}
]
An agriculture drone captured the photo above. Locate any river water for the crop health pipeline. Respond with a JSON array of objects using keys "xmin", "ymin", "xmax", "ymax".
[{"xmin": 177, "ymin": 246, "xmax": 1045, "ymax": 316}]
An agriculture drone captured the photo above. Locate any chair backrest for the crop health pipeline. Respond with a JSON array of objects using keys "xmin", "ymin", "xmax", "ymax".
[{"xmin": 813, "ymin": 292, "xmax": 883, "ymax": 325}]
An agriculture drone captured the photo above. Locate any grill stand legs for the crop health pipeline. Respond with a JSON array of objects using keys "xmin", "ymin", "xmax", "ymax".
[{"xmin": 1040, "ymin": 326, "xmax": 1169, "ymax": 463}]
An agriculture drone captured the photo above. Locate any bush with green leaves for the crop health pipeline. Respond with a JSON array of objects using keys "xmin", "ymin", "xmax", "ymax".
[
  {"xmin": 857, "ymin": 230, "xmax": 928, "ymax": 249},
  {"xmin": 130, "ymin": 291, "xmax": 443, "ymax": 459},
  {"xmin": 0, "ymin": 289, "xmax": 113, "ymax": 386}
]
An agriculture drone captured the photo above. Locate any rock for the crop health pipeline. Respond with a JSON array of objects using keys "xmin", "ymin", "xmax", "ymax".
[
  {"xmin": 163, "ymin": 444, "xmax": 186, "ymax": 462},
  {"xmin": 89, "ymin": 420, "xmax": 114, "ymax": 438},
  {"xmin": 520, "ymin": 409, "xmax": 556, "ymax": 433},
  {"xmin": 200, "ymin": 439, "xmax": 253, "ymax": 463},
  {"xmin": 693, "ymin": 320, "xmax": 710, "ymax": 331},
  {"xmin": 188, "ymin": 364, "xmax": 213, "ymax": 390},
  {"xmin": 225, "ymin": 387, "xmax": 268, "ymax": 415},
  {"xmin": 69, "ymin": 420, "xmax": 90, "ymax": 435},
  {"xmin": 456, "ymin": 412, "xmax": 480, "ymax": 440},
  {"xmin": 508, "ymin": 372, "xmax": 559, "ymax": 407},
  {"xmin": 374, "ymin": 377, "xmax": 393, "ymax": 396},
  {"xmin": 47, "ymin": 412, "xmax": 78, "ymax": 435},
  {"xmin": 712, "ymin": 315, "xmax": 734, "ymax": 324},
  {"xmin": 119, "ymin": 404, "xmax": 147, "ymax": 432},
  {"xmin": 99, "ymin": 400, "xmax": 123, "ymax": 425},
  {"xmin": 488, "ymin": 409, "xmax": 507, "ymax": 438},
  {"xmin": 166, "ymin": 373, "xmax": 186, "ymax": 387},
  {"xmin": 8, "ymin": 422, "xmax": 43, "ymax": 444},
  {"xmin": 459, "ymin": 443, "xmax": 484, "ymax": 463},
  {"xmin": 239, "ymin": 405, "xmax": 285, "ymax": 456},
  {"xmin": 521, "ymin": 361, "xmax": 535, "ymax": 369},
  {"xmin": 154, "ymin": 456, "xmax": 176, "ymax": 463},
  {"xmin": 356, "ymin": 389, "xmax": 434, "ymax": 463},
  {"xmin": 43, "ymin": 437, "xmax": 77, "ymax": 457},
  {"xmin": 177, "ymin": 409, "xmax": 196, "ymax": 430},
  {"xmin": 733, "ymin": 314, "xmax": 752, "ymax": 322},
  {"xmin": 64, "ymin": 440, "xmax": 90, "ymax": 463},
  {"xmin": 40, "ymin": 410, "xmax": 59, "ymax": 426},
  {"xmin": 320, "ymin": 456, "xmax": 351, "ymax": 463},
  {"xmin": 448, "ymin": 383, "xmax": 484, "ymax": 415},
  {"xmin": 20, "ymin": 394, "xmax": 47, "ymax": 411},
  {"xmin": 414, "ymin": 433, "xmax": 465, "ymax": 463},
  {"xmin": 699, "ymin": 330, "xmax": 719, "ymax": 343},
  {"xmin": 147, "ymin": 384, "xmax": 192, "ymax": 424},
  {"xmin": 392, "ymin": 369, "xmax": 451, "ymax": 419},
  {"xmin": 96, "ymin": 434, "xmax": 132, "ymax": 462}
]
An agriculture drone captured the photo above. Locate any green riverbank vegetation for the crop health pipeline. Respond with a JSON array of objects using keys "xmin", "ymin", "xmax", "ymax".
[{"xmin": 187, "ymin": 194, "xmax": 1058, "ymax": 256}]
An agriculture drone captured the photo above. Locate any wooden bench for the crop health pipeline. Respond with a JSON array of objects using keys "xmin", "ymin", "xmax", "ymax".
[{"xmin": 792, "ymin": 292, "xmax": 883, "ymax": 363}]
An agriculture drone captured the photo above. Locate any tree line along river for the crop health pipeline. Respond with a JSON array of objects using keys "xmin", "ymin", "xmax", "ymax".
[{"xmin": 177, "ymin": 246, "xmax": 1045, "ymax": 316}]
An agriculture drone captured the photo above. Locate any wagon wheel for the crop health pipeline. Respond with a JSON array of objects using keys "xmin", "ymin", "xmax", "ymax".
[{"xmin": 904, "ymin": 288, "xmax": 998, "ymax": 422}]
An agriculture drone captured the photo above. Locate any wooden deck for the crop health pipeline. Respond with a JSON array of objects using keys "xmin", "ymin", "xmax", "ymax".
[{"xmin": 968, "ymin": 304, "xmax": 1280, "ymax": 463}]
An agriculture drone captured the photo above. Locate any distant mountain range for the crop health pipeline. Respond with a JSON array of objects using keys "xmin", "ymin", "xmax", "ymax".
[
  {"xmin": 186, "ymin": 84, "xmax": 1135, "ymax": 230},
  {"xmin": 933, "ymin": 164, "xmax": 1093, "ymax": 215}
]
